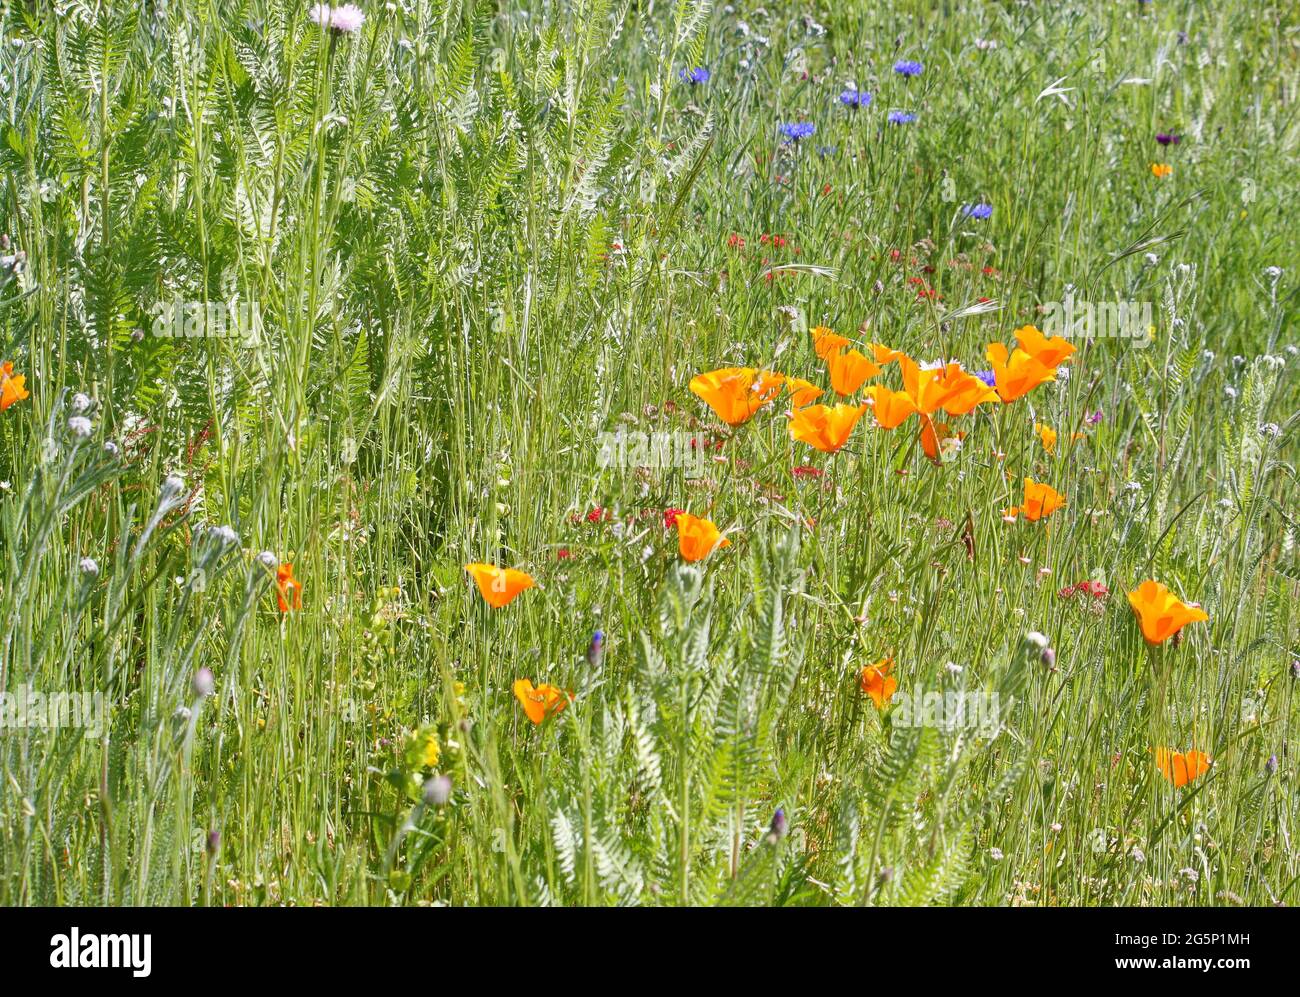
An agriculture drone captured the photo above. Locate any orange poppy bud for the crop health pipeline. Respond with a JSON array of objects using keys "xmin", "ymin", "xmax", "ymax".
[
  {"xmin": 675, "ymin": 512, "xmax": 730, "ymax": 562},
  {"xmin": 276, "ymin": 563, "xmax": 303, "ymax": 612},
  {"xmin": 1154, "ymin": 747, "xmax": 1210, "ymax": 787},
  {"xmin": 859, "ymin": 657, "xmax": 898, "ymax": 710},
  {"xmin": 0, "ymin": 362, "xmax": 29, "ymax": 411}
]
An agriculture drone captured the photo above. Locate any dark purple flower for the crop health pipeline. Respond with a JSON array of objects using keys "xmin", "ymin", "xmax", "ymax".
[{"xmin": 1156, "ymin": 132, "xmax": 1181, "ymax": 145}]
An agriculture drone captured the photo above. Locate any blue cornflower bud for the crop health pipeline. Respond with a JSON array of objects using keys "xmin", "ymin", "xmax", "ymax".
[
  {"xmin": 768, "ymin": 808, "xmax": 788, "ymax": 842},
  {"xmin": 586, "ymin": 630, "xmax": 605, "ymax": 669}
]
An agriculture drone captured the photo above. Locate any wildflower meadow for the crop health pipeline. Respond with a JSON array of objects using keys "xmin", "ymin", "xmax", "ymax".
[{"xmin": 0, "ymin": 0, "xmax": 1297, "ymax": 912}]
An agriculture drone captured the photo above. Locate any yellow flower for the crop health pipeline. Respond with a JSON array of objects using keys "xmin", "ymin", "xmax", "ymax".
[
  {"xmin": 1035, "ymin": 423, "xmax": 1058, "ymax": 454},
  {"xmin": 422, "ymin": 736, "xmax": 441, "ymax": 767}
]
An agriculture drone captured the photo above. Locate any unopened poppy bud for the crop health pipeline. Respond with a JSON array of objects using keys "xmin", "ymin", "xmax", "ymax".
[
  {"xmin": 192, "ymin": 667, "xmax": 215, "ymax": 698},
  {"xmin": 1041, "ymin": 647, "xmax": 1056, "ymax": 669},
  {"xmin": 206, "ymin": 830, "xmax": 221, "ymax": 856},
  {"xmin": 79, "ymin": 557, "xmax": 99, "ymax": 577},
  {"xmin": 161, "ymin": 473, "xmax": 185, "ymax": 501},
  {"xmin": 67, "ymin": 417, "xmax": 92, "ymax": 440},
  {"xmin": 423, "ymin": 774, "xmax": 453, "ymax": 806}
]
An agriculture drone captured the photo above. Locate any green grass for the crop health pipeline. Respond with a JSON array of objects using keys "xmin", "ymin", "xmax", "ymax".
[{"xmin": 0, "ymin": 0, "xmax": 1296, "ymax": 906}]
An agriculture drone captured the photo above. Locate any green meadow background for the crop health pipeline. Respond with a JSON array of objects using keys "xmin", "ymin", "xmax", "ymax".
[{"xmin": 0, "ymin": 0, "xmax": 1296, "ymax": 905}]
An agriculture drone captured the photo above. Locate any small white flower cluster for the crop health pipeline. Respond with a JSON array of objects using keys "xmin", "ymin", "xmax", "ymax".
[{"xmin": 66, "ymin": 392, "xmax": 95, "ymax": 441}]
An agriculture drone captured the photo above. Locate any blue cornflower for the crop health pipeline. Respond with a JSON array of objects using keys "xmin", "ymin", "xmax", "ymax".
[
  {"xmin": 780, "ymin": 121, "xmax": 816, "ymax": 142},
  {"xmin": 586, "ymin": 630, "xmax": 605, "ymax": 669},
  {"xmin": 768, "ymin": 809, "xmax": 788, "ymax": 842},
  {"xmin": 679, "ymin": 67, "xmax": 710, "ymax": 85},
  {"xmin": 893, "ymin": 60, "xmax": 924, "ymax": 77},
  {"xmin": 974, "ymin": 370, "xmax": 997, "ymax": 388},
  {"xmin": 839, "ymin": 88, "xmax": 872, "ymax": 109},
  {"xmin": 887, "ymin": 111, "xmax": 917, "ymax": 124},
  {"xmin": 816, "ymin": 144, "xmax": 838, "ymax": 158},
  {"xmin": 962, "ymin": 203, "xmax": 993, "ymax": 220}
]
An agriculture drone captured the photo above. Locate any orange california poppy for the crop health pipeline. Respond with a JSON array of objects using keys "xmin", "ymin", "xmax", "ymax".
[
  {"xmin": 865, "ymin": 385, "xmax": 919, "ymax": 430},
  {"xmin": 811, "ymin": 326, "xmax": 851, "ymax": 359},
  {"xmin": 276, "ymin": 563, "xmax": 303, "ymax": 612},
  {"xmin": 826, "ymin": 347, "xmax": 882, "ymax": 396},
  {"xmin": 0, "ymin": 362, "xmax": 29, "ymax": 411},
  {"xmin": 985, "ymin": 342, "xmax": 1057, "ymax": 402},
  {"xmin": 675, "ymin": 512, "xmax": 730, "ymax": 562},
  {"xmin": 919, "ymin": 416, "xmax": 964, "ymax": 464},
  {"xmin": 1154, "ymin": 748, "xmax": 1210, "ymax": 788},
  {"xmin": 896, "ymin": 356, "xmax": 946, "ymax": 414},
  {"xmin": 1014, "ymin": 325, "xmax": 1076, "ymax": 368},
  {"xmin": 513, "ymin": 678, "xmax": 570, "ymax": 725},
  {"xmin": 1004, "ymin": 477, "xmax": 1066, "ymax": 522},
  {"xmin": 789, "ymin": 402, "xmax": 868, "ymax": 453},
  {"xmin": 859, "ymin": 657, "xmax": 898, "ymax": 710},
  {"xmin": 933, "ymin": 363, "xmax": 999, "ymax": 416},
  {"xmin": 689, "ymin": 367, "xmax": 784, "ymax": 426},
  {"xmin": 785, "ymin": 377, "xmax": 825, "ymax": 408},
  {"xmin": 1150, "ymin": 163, "xmax": 1172, "ymax": 178},
  {"xmin": 1126, "ymin": 580, "xmax": 1209, "ymax": 644},
  {"xmin": 869, "ymin": 343, "xmax": 908, "ymax": 367},
  {"xmin": 1035, "ymin": 423, "xmax": 1058, "ymax": 454},
  {"xmin": 464, "ymin": 563, "xmax": 535, "ymax": 608}
]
